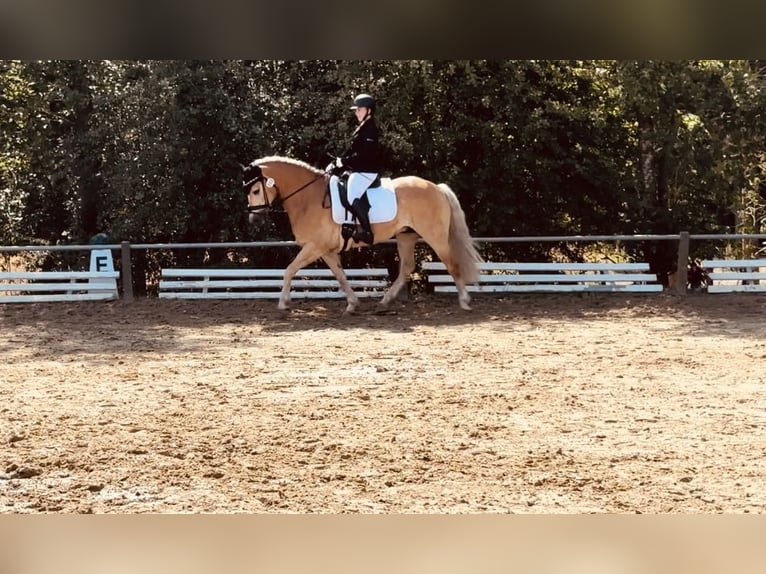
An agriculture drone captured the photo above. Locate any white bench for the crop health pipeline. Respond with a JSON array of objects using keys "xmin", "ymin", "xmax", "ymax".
[
  {"xmin": 701, "ymin": 259, "xmax": 766, "ymax": 293},
  {"xmin": 0, "ymin": 271, "xmax": 120, "ymax": 303},
  {"xmin": 158, "ymin": 267, "xmax": 390, "ymax": 300},
  {"xmin": 422, "ymin": 261, "xmax": 663, "ymax": 293}
]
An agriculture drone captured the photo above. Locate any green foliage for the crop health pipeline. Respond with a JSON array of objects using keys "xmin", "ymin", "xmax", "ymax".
[{"xmin": 3, "ymin": 59, "xmax": 766, "ymax": 272}]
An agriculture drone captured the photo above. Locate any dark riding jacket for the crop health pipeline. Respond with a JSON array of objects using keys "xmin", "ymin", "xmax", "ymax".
[{"xmin": 341, "ymin": 117, "xmax": 381, "ymax": 173}]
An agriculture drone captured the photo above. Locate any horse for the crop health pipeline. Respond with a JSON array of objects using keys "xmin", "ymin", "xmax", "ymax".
[{"xmin": 243, "ymin": 156, "xmax": 482, "ymax": 314}]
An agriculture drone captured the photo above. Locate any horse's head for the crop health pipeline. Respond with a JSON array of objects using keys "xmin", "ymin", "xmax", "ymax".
[
  {"xmin": 242, "ymin": 161, "xmax": 278, "ymax": 224},
  {"xmin": 243, "ymin": 156, "xmax": 328, "ymax": 225}
]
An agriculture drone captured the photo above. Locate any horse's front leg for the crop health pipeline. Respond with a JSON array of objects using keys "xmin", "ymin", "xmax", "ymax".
[
  {"xmin": 322, "ymin": 251, "xmax": 360, "ymax": 314},
  {"xmin": 279, "ymin": 244, "xmax": 323, "ymax": 311}
]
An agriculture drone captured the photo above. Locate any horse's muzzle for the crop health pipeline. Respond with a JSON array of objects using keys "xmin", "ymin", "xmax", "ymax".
[{"xmin": 247, "ymin": 206, "xmax": 267, "ymax": 224}]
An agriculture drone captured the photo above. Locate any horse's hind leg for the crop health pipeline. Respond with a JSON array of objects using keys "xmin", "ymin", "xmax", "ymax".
[
  {"xmin": 321, "ymin": 251, "xmax": 360, "ymax": 314},
  {"xmin": 378, "ymin": 232, "xmax": 418, "ymax": 309},
  {"xmin": 419, "ymin": 234, "xmax": 473, "ymax": 311},
  {"xmin": 442, "ymin": 257, "xmax": 473, "ymax": 311}
]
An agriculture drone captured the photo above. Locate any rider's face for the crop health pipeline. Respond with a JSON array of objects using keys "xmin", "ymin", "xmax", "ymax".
[{"xmin": 354, "ymin": 107, "xmax": 368, "ymax": 122}]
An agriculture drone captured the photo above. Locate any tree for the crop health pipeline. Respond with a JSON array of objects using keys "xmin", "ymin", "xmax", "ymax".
[{"xmin": 3, "ymin": 60, "xmax": 766, "ymax": 280}]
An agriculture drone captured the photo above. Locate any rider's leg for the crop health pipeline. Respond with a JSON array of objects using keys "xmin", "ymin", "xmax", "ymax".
[
  {"xmin": 351, "ymin": 195, "xmax": 373, "ymax": 245},
  {"xmin": 347, "ymin": 172, "xmax": 376, "ymax": 245}
]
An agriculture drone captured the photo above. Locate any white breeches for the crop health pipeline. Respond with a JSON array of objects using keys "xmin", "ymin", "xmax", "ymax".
[{"xmin": 347, "ymin": 172, "xmax": 378, "ymax": 204}]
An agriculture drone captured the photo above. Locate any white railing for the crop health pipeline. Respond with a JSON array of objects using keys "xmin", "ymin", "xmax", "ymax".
[{"xmin": 2, "ymin": 233, "xmax": 766, "ymax": 301}]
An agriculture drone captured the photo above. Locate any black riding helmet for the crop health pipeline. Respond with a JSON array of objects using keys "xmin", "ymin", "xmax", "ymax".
[{"xmin": 350, "ymin": 93, "xmax": 376, "ymax": 111}]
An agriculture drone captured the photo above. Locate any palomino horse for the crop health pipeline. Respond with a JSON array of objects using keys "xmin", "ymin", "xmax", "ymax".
[{"xmin": 243, "ymin": 156, "xmax": 482, "ymax": 313}]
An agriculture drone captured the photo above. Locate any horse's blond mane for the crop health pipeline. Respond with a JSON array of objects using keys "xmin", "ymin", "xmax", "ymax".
[{"xmin": 255, "ymin": 155, "xmax": 323, "ymax": 175}]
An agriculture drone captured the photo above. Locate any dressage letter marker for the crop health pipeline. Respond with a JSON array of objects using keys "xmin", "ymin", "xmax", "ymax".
[
  {"xmin": 92, "ymin": 251, "xmax": 113, "ymax": 273},
  {"xmin": 89, "ymin": 249, "xmax": 118, "ymax": 295}
]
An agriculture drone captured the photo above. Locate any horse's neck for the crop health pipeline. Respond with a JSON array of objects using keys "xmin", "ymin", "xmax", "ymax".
[{"xmin": 273, "ymin": 163, "xmax": 324, "ymax": 209}]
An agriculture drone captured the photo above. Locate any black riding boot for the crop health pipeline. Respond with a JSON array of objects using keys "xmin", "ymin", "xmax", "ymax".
[{"xmin": 351, "ymin": 197, "xmax": 374, "ymax": 245}]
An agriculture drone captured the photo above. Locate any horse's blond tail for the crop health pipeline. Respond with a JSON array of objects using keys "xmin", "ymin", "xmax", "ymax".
[{"xmin": 438, "ymin": 183, "xmax": 483, "ymax": 284}]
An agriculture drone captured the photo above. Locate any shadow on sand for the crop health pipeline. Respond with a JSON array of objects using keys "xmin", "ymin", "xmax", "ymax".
[{"xmin": 1, "ymin": 292, "xmax": 764, "ymax": 358}]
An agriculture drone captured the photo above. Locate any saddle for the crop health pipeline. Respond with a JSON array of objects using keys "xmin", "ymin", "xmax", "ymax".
[
  {"xmin": 335, "ymin": 173, "xmax": 381, "ymax": 212},
  {"xmin": 327, "ymin": 174, "xmax": 397, "ymax": 227}
]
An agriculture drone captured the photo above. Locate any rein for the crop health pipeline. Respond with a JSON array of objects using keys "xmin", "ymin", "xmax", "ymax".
[
  {"xmin": 246, "ymin": 168, "xmax": 325, "ymax": 214},
  {"xmin": 281, "ymin": 173, "xmax": 325, "ymax": 204}
]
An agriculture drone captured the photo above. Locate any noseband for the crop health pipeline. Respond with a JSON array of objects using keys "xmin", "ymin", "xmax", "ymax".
[
  {"xmin": 243, "ymin": 164, "xmax": 277, "ymax": 214},
  {"xmin": 243, "ymin": 163, "xmax": 324, "ymax": 214}
]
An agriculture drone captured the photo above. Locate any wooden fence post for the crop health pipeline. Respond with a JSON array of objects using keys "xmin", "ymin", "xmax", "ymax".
[
  {"xmin": 676, "ymin": 231, "xmax": 690, "ymax": 295},
  {"xmin": 121, "ymin": 241, "xmax": 134, "ymax": 303}
]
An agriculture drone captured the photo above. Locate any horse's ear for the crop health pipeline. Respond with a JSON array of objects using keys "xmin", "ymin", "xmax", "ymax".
[{"xmin": 239, "ymin": 162, "xmax": 247, "ymax": 171}]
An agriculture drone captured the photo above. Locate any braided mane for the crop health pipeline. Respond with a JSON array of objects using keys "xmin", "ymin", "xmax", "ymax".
[{"xmin": 254, "ymin": 155, "xmax": 323, "ymax": 175}]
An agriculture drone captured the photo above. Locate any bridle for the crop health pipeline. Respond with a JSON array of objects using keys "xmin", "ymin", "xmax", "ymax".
[{"xmin": 244, "ymin": 163, "xmax": 325, "ymax": 214}]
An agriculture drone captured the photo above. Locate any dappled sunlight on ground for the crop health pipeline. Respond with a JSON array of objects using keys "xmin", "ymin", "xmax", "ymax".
[{"xmin": 1, "ymin": 293, "xmax": 765, "ymax": 513}]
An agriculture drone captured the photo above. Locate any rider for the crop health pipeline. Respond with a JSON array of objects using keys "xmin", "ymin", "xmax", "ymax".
[{"xmin": 333, "ymin": 93, "xmax": 381, "ymax": 245}]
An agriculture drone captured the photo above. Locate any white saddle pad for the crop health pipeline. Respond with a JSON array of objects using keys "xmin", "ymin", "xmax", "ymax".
[{"xmin": 329, "ymin": 175, "xmax": 398, "ymax": 224}]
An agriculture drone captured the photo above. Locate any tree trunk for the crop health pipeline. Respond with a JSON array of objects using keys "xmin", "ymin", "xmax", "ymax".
[{"xmin": 638, "ymin": 119, "xmax": 676, "ymax": 285}]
